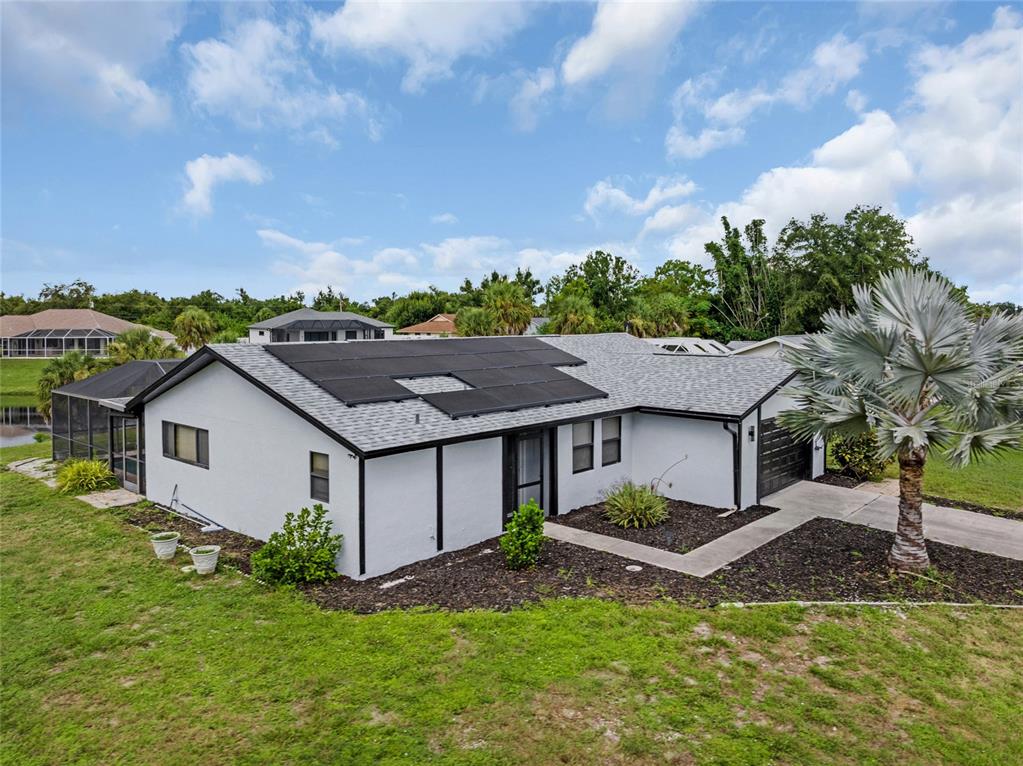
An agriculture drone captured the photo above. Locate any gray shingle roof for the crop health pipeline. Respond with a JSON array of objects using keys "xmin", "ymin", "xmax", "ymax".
[
  {"xmin": 200, "ymin": 333, "xmax": 793, "ymax": 455},
  {"xmin": 248, "ymin": 308, "xmax": 392, "ymax": 330}
]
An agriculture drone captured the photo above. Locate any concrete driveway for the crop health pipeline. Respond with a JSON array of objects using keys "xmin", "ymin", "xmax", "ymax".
[{"xmin": 765, "ymin": 481, "xmax": 1023, "ymax": 562}]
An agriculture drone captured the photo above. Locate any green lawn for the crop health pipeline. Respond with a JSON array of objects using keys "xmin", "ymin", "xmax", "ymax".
[
  {"xmin": 3, "ymin": 441, "xmax": 1022, "ymax": 765},
  {"xmin": 0, "ymin": 358, "xmax": 48, "ymax": 408},
  {"xmin": 882, "ymin": 450, "xmax": 1023, "ymax": 512}
]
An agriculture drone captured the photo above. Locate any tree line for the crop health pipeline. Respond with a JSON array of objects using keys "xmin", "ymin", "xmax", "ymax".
[{"xmin": 3, "ymin": 206, "xmax": 1017, "ymax": 347}]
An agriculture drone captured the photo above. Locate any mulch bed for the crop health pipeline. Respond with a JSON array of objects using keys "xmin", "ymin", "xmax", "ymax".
[
  {"xmin": 114, "ymin": 503, "xmax": 1023, "ymax": 613},
  {"xmin": 550, "ymin": 500, "xmax": 778, "ymax": 553},
  {"xmin": 813, "ymin": 471, "xmax": 862, "ymax": 489},
  {"xmin": 118, "ymin": 503, "xmax": 261, "ymax": 573}
]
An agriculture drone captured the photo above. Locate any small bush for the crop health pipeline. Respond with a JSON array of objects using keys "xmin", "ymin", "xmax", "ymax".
[
  {"xmin": 33, "ymin": 432, "xmax": 51, "ymax": 443},
  {"xmin": 55, "ymin": 459, "xmax": 117, "ymax": 495},
  {"xmin": 251, "ymin": 504, "xmax": 343, "ymax": 585},
  {"xmin": 500, "ymin": 499, "xmax": 546, "ymax": 570},
  {"xmin": 831, "ymin": 432, "xmax": 892, "ymax": 481},
  {"xmin": 603, "ymin": 481, "xmax": 668, "ymax": 529}
]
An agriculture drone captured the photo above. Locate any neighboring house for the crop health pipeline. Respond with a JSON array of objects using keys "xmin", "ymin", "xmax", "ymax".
[
  {"xmin": 645, "ymin": 337, "xmax": 732, "ymax": 356},
  {"xmin": 728, "ymin": 335, "xmax": 810, "ymax": 357},
  {"xmin": 0, "ymin": 309, "xmax": 175, "ymax": 358},
  {"xmin": 247, "ymin": 308, "xmax": 393, "ymax": 344},
  {"xmin": 396, "ymin": 313, "xmax": 457, "ymax": 337},
  {"xmin": 524, "ymin": 317, "xmax": 549, "ymax": 335},
  {"xmin": 98, "ymin": 333, "xmax": 823, "ymax": 579},
  {"xmin": 50, "ymin": 359, "xmax": 182, "ymax": 492}
]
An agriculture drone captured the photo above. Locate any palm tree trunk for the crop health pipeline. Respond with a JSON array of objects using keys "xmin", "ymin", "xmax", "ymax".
[{"xmin": 888, "ymin": 446, "xmax": 930, "ymax": 572}]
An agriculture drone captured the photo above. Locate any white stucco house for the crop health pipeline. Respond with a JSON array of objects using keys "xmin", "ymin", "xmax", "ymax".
[
  {"xmin": 247, "ymin": 308, "xmax": 393, "ymax": 344},
  {"xmin": 119, "ymin": 333, "xmax": 823, "ymax": 579}
]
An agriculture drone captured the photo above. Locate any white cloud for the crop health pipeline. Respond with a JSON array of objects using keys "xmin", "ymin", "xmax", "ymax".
[
  {"xmin": 584, "ymin": 176, "xmax": 696, "ymax": 219},
  {"xmin": 310, "ymin": 1, "xmax": 531, "ymax": 93},
  {"xmin": 430, "ymin": 212, "xmax": 459, "ymax": 225},
  {"xmin": 640, "ymin": 204, "xmax": 701, "ymax": 238},
  {"xmin": 659, "ymin": 8, "xmax": 1022, "ymax": 300},
  {"xmin": 667, "ymin": 33, "xmax": 868, "ymax": 158},
  {"xmin": 509, "ymin": 67, "xmax": 556, "ymax": 131},
  {"xmin": 182, "ymin": 154, "xmax": 270, "ymax": 217},
  {"xmin": 845, "ymin": 89, "xmax": 868, "ymax": 112},
  {"xmin": 422, "ymin": 236, "xmax": 511, "ymax": 272},
  {"xmin": 183, "ymin": 18, "xmax": 380, "ymax": 143},
  {"xmin": 1, "ymin": 2, "xmax": 183, "ymax": 128},
  {"xmin": 562, "ymin": 1, "xmax": 697, "ymax": 87}
]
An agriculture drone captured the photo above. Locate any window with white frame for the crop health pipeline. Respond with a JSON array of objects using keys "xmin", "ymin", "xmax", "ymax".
[{"xmin": 572, "ymin": 421, "xmax": 594, "ymax": 473}]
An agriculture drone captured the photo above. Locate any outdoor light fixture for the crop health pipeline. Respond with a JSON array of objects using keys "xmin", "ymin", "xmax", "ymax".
[{"xmin": 748, "ymin": 425, "xmax": 756, "ymax": 442}]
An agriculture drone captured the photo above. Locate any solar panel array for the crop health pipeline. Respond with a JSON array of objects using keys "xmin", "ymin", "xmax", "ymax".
[{"xmin": 266, "ymin": 337, "xmax": 607, "ymax": 417}]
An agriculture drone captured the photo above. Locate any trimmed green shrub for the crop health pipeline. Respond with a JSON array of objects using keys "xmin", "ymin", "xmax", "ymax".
[
  {"xmin": 251, "ymin": 504, "xmax": 343, "ymax": 585},
  {"xmin": 831, "ymin": 432, "xmax": 892, "ymax": 481},
  {"xmin": 500, "ymin": 499, "xmax": 546, "ymax": 570},
  {"xmin": 603, "ymin": 481, "xmax": 668, "ymax": 529},
  {"xmin": 55, "ymin": 459, "xmax": 117, "ymax": 495}
]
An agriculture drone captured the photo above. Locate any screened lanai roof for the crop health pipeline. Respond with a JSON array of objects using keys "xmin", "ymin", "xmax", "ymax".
[{"xmin": 54, "ymin": 360, "xmax": 182, "ymax": 405}]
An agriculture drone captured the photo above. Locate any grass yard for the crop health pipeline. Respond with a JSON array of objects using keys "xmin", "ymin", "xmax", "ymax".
[
  {"xmin": 882, "ymin": 450, "xmax": 1023, "ymax": 512},
  {"xmin": 0, "ymin": 358, "xmax": 48, "ymax": 408},
  {"xmin": 3, "ymin": 441, "xmax": 1023, "ymax": 765}
]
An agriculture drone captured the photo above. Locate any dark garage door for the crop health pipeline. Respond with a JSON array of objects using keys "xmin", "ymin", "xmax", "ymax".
[{"xmin": 758, "ymin": 418, "xmax": 810, "ymax": 498}]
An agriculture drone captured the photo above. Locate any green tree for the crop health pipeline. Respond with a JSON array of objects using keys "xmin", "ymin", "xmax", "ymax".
[
  {"xmin": 779, "ymin": 269, "xmax": 1023, "ymax": 572},
  {"xmin": 455, "ymin": 306, "xmax": 497, "ymax": 337},
  {"xmin": 311, "ymin": 286, "xmax": 347, "ymax": 312},
  {"xmin": 172, "ymin": 307, "xmax": 216, "ymax": 351},
  {"xmin": 106, "ymin": 328, "xmax": 181, "ymax": 364},
  {"xmin": 37, "ymin": 352, "xmax": 105, "ymax": 419},
  {"xmin": 384, "ymin": 290, "xmax": 451, "ymax": 329},
  {"xmin": 776, "ymin": 206, "xmax": 924, "ymax": 332},
  {"xmin": 551, "ymin": 251, "xmax": 639, "ymax": 324},
  {"xmin": 38, "ymin": 279, "xmax": 95, "ymax": 309},
  {"xmin": 547, "ymin": 294, "xmax": 599, "ymax": 334},
  {"xmin": 704, "ymin": 217, "xmax": 785, "ymax": 339},
  {"xmin": 482, "ymin": 281, "xmax": 532, "ymax": 335},
  {"xmin": 627, "ymin": 292, "xmax": 690, "ymax": 337}
]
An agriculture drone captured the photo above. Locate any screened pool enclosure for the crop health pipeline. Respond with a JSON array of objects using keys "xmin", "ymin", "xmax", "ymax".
[{"xmin": 51, "ymin": 360, "xmax": 181, "ymax": 492}]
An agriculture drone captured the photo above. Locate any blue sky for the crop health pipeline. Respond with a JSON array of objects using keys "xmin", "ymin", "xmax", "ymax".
[{"xmin": 2, "ymin": 1, "xmax": 1020, "ymax": 304}]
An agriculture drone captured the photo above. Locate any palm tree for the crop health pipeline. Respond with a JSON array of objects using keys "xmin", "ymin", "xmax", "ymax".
[
  {"xmin": 779, "ymin": 269, "xmax": 1023, "ymax": 572},
  {"xmin": 455, "ymin": 307, "xmax": 497, "ymax": 337},
  {"xmin": 547, "ymin": 294, "xmax": 599, "ymax": 335},
  {"xmin": 106, "ymin": 328, "xmax": 181, "ymax": 364},
  {"xmin": 172, "ymin": 307, "xmax": 216, "ymax": 352},
  {"xmin": 36, "ymin": 351, "xmax": 105, "ymax": 420},
  {"xmin": 482, "ymin": 281, "xmax": 533, "ymax": 335}
]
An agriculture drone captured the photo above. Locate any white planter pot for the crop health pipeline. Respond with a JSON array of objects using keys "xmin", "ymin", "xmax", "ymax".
[
  {"xmin": 189, "ymin": 545, "xmax": 221, "ymax": 575},
  {"xmin": 150, "ymin": 532, "xmax": 180, "ymax": 560}
]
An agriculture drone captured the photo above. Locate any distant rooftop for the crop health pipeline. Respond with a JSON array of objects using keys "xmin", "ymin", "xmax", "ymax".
[
  {"xmin": 0, "ymin": 308, "xmax": 174, "ymax": 341},
  {"xmin": 248, "ymin": 308, "xmax": 392, "ymax": 331}
]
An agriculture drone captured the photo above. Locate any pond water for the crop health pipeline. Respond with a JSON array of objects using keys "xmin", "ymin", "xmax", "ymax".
[{"xmin": 0, "ymin": 406, "xmax": 50, "ymax": 448}]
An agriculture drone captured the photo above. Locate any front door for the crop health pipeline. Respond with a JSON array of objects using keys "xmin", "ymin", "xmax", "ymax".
[{"xmin": 505, "ymin": 431, "xmax": 545, "ymax": 525}]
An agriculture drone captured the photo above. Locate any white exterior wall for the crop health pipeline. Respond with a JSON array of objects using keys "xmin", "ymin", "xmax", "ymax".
[
  {"xmin": 363, "ymin": 448, "xmax": 438, "ymax": 577},
  {"xmin": 441, "ymin": 438, "xmax": 503, "ymax": 550},
  {"xmin": 740, "ymin": 411, "xmax": 758, "ymax": 507},
  {"xmin": 142, "ymin": 361, "xmax": 362, "ymax": 576},
  {"xmin": 248, "ymin": 328, "xmax": 270, "ymax": 344},
  {"xmin": 631, "ymin": 413, "xmax": 736, "ymax": 509},
  {"xmin": 556, "ymin": 414, "xmax": 633, "ymax": 513}
]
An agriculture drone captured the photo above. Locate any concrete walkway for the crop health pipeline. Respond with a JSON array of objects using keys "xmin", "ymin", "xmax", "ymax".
[{"xmin": 546, "ymin": 481, "xmax": 1023, "ymax": 578}]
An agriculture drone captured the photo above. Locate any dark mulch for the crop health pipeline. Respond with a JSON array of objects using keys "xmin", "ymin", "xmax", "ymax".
[
  {"xmin": 550, "ymin": 500, "xmax": 778, "ymax": 553},
  {"xmin": 114, "ymin": 503, "xmax": 1023, "ymax": 613},
  {"xmin": 924, "ymin": 494, "xmax": 1022, "ymax": 520},
  {"xmin": 813, "ymin": 471, "xmax": 862, "ymax": 489},
  {"xmin": 118, "ymin": 503, "xmax": 261, "ymax": 573}
]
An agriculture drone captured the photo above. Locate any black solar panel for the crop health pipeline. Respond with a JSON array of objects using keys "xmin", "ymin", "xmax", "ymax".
[
  {"xmin": 453, "ymin": 364, "xmax": 570, "ymax": 388},
  {"xmin": 265, "ymin": 336, "xmax": 604, "ymax": 416},
  {"xmin": 422, "ymin": 378, "xmax": 606, "ymax": 418},
  {"xmin": 317, "ymin": 377, "xmax": 417, "ymax": 405}
]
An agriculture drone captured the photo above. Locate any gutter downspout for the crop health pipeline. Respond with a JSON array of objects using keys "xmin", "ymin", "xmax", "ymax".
[{"xmin": 722, "ymin": 422, "xmax": 741, "ymax": 509}]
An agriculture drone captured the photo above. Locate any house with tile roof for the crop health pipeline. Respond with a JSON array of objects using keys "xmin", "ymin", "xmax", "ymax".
[
  {"xmin": 0, "ymin": 309, "xmax": 175, "ymax": 358},
  {"xmin": 94, "ymin": 333, "xmax": 823, "ymax": 579},
  {"xmin": 396, "ymin": 313, "xmax": 457, "ymax": 337}
]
